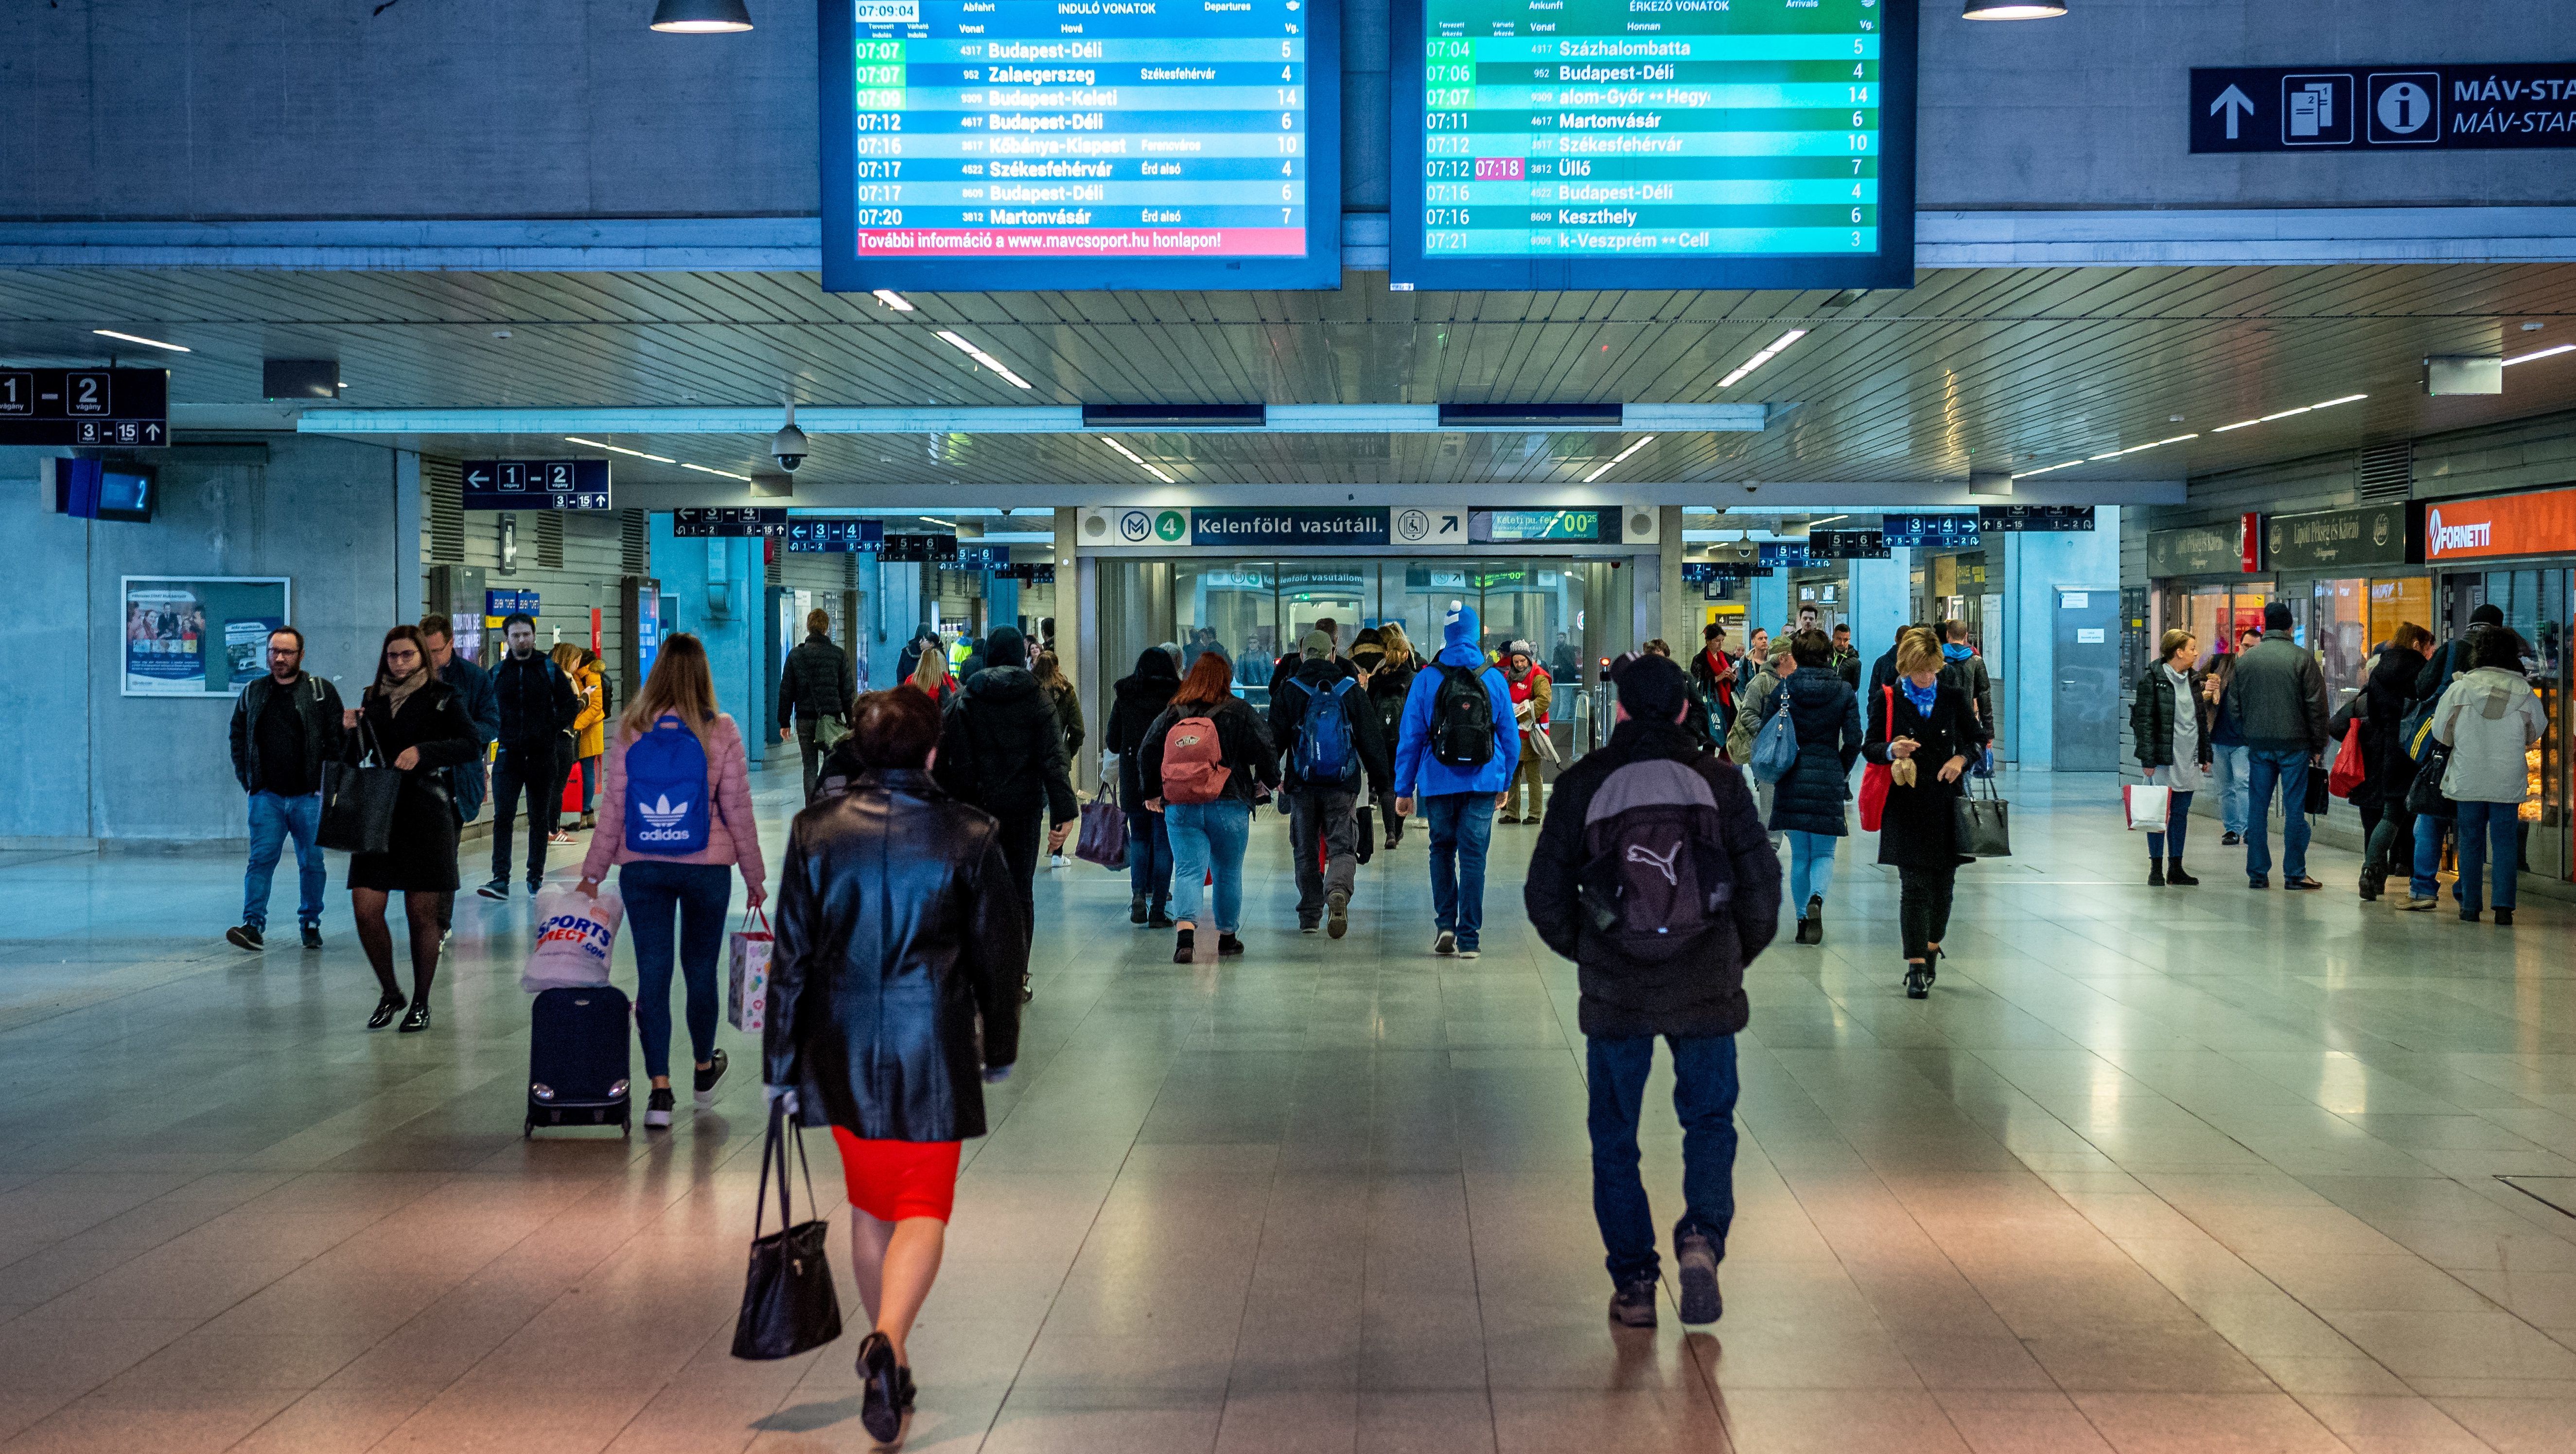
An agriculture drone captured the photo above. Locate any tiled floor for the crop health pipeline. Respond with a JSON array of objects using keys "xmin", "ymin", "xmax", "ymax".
[{"xmin": 3, "ymin": 771, "xmax": 2576, "ymax": 1451}]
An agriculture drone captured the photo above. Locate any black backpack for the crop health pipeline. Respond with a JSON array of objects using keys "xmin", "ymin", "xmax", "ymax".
[
  {"xmin": 1429, "ymin": 663, "xmax": 1496, "ymax": 768},
  {"xmin": 1578, "ymin": 757, "xmax": 1735, "ymax": 963}
]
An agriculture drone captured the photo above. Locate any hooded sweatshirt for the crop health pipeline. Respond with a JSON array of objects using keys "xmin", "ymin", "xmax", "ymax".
[
  {"xmin": 1105, "ymin": 648, "xmax": 1182, "ymax": 802},
  {"xmin": 1392, "ymin": 603, "xmax": 1520, "ymax": 797},
  {"xmin": 931, "ymin": 627, "xmax": 1079, "ymax": 824}
]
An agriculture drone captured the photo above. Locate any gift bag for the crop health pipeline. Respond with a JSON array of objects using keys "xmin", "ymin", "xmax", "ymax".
[
  {"xmin": 2122, "ymin": 783, "xmax": 2172, "ymax": 833},
  {"xmin": 731, "ymin": 1099, "xmax": 843, "ymax": 1361},
  {"xmin": 523, "ymin": 885, "xmax": 625, "ymax": 992},
  {"xmin": 727, "ymin": 908, "xmax": 774, "ymax": 1034}
]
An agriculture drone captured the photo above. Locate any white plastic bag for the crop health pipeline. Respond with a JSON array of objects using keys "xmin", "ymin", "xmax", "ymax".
[
  {"xmin": 2123, "ymin": 783, "xmax": 2172, "ymax": 833},
  {"xmin": 523, "ymin": 885, "xmax": 625, "ymax": 992}
]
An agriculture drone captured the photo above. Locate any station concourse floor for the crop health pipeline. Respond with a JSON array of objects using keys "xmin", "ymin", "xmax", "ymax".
[{"xmin": 4, "ymin": 774, "xmax": 2576, "ymax": 1452}]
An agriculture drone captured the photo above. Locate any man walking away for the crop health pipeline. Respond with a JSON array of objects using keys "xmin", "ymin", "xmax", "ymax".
[
  {"xmin": 478, "ymin": 613, "xmax": 579, "ymax": 899},
  {"xmin": 2227, "ymin": 602, "xmax": 2329, "ymax": 890},
  {"xmin": 1523, "ymin": 653, "xmax": 1781, "ymax": 1330},
  {"xmin": 932, "ymin": 626, "xmax": 1077, "ymax": 994},
  {"xmin": 1938, "ymin": 620, "xmax": 1994, "ymax": 735},
  {"xmin": 779, "ymin": 607, "xmax": 859, "ymax": 805},
  {"xmin": 421, "ymin": 614, "xmax": 495, "ymax": 940},
  {"xmin": 227, "ymin": 627, "xmax": 346, "ymax": 951},
  {"xmin": 1272, "ymin": 629, "xmax": 1393, "ymax": 940},
  {"xmin": 1391, "ymin": 601, "xmax": 1519, "ymax": 958}
]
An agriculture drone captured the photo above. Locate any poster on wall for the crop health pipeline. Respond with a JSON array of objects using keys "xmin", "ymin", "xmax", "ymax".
[{"xmin": 121, "ymin": 577, "xmax": 292, "ymax": 697}]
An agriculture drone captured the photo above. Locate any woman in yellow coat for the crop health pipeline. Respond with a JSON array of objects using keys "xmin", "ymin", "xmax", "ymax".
[{"xmin": 551, "ymin": 645, "xmax": 608, "ymax": 833}]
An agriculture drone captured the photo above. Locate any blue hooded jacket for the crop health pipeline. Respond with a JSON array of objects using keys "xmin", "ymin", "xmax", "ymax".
[{"xmin": 1393, "ymin": 602, "xmax": 1521, "ymax": 797}]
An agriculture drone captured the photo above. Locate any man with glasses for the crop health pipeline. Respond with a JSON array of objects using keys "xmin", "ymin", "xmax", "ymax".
[{"xmin": 226, "ymin": 627, "xmax": 345, "ymax": 951}]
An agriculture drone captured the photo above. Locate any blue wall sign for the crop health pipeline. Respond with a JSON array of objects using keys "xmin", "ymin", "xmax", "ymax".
[
  {"xmin": 462, "ymin": 459, "xmax": 611, "ymax": 511},
  {"xmin": 1192, "ymin": 507, "xmax": 1390, "ymax": 548},
  {"xmin": 1880, "ymin": 514, "xmax": 1982, "ymax": 549},
  {"xmin": 2190, "ymin": 65, "xmax": 2576, "ymax": 152}
]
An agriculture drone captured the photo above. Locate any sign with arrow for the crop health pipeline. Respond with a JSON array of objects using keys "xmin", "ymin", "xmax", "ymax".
[
  {"xmin": 461, "ymin": 458, "xmax": 612, "ymax": 511},
  {"xmin": 2191, "ymin": 64, "xmax": 2576, "ymax": 151},
  {"xmin": 0, "ymin": 368, "xmax": 168, "ymax": 447}
]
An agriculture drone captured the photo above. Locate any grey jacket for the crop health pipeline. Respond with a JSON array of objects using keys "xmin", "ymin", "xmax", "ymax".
[
  {"xmin": 2433, "ymin": 667, "xmax": 2546, "ymax": 804},
  {"xmin": 2223, "ymin": 629, "xmax": 2329, "ymax": 754}
]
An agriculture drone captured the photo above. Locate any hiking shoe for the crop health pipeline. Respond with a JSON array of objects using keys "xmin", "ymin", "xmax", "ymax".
[
  {"xmin": 2397, "ymin": 895, "xmax": 2438, "ymax": 912},
  {"xmin": 226, "ymin": 923, "xmax": 264, "ymax": 952},
  {"xmin": 1327, "ymin": 889, "xmax": 1349, "ymax": 939},
  {"xmin": 1675, "ymin": 1231, "xmax": 1723, "ymax": 1325},
  {"xmin": 1608, "ymin": 1277, "xmax": 1659, "ymax": 1329},
  {"xmin": 300, "ymin": 924, "xmax": 324, "ymax": 950},
  {"xmin": 477, "ymin": 879, "xmax": 508, "ymax": 900},
  {"xmin": 693, "ymin": 1048, "xmax": 728, "ymax": 1108},
  {"xmin": 1433, "ymin": 930, "xmax": 1457, "ymax": 956},
  {"xmin": 644, "ymin": 1088, "xmax": 675, "ymax": 1129}
]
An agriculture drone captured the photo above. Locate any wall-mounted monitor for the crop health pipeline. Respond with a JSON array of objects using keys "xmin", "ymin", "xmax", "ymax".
[
  {"xmin": 1391, "ymin": 0, "xmax": 1916, "ymax": 292},
  {"xmin": 96, "ymin": 462, "xmax": 157, "ymax": 523},
  {"xmin": 820, "ymin": 0, "xmax": 1343, "ymax": 293}
]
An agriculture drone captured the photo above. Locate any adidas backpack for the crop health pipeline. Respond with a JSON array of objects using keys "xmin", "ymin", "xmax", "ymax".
[
  {"xmin": 1429, "ymin": 664, "xmax": 1496, "ymax": 768},
  {"xmin": 1578, "ymin": 757, "xmax": 1734, "ymax": 962},
  {"xmin": 623, "ymin": 714, "xmax": 711, "ymax": 854},
  {"xmin": 1293, "ymin": 678, "xmax": 1361, "ymax": 784},
  {"xmin": 1160, "ymin": 713, "xmax": 1231, "ymax": 804}
]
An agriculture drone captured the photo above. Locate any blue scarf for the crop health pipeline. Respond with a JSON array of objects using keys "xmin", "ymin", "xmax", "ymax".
[
  {"xmin": 1901, "ymin": 676, "xmax": 1938, "ymax": 716},
  {"xmin": 1942, "ymin": 642, "xmax": 1972, "ymax": 663}
]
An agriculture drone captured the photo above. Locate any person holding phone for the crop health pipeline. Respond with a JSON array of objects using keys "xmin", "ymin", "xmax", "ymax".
[{"xmin": 1862, "ymin": 627, "xmax": 1988, "ymax": 1000}]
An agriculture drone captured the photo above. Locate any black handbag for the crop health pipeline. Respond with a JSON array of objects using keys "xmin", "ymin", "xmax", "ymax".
[
  {"xmin": 317, "ymin": 719, "xmax": 403, "ymax": 855},
  {"xmin": 2303, "ymin": 757, "xmax": 2331, "ymax": 817},
  {"xmin": 1953, "ymin": 773, "xmax": 2012, "ymax": 857},
  {"xmin": 731, "ymin": 1099, "xmax": 844, "ymax": 1360},
  {"xmin": 2406, "ymin": 741, "xmax": 2457, "ymax": 817}
]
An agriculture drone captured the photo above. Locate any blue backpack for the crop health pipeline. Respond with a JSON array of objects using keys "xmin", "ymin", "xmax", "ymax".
[
  {"xmin": 1294, "ymin": 677, "xmax": 1361, "ymax": 784},
  {"xmin": 623, "ymin": 714, "xmax": 711, "ymax": 854},
  {"xmin": 1750, "ymin": 704, "xmax": 1800, "ymax": 783}
]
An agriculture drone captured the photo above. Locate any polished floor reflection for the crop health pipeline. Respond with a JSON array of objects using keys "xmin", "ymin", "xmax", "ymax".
[{"xmin": 2, "ymin": 771, "xmax": 2576, "ymax": 1452}]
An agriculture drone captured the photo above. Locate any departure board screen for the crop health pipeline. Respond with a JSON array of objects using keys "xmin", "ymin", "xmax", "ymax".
[
  {"xmin": 1390, "ymin": 0, "xmax": 1914, "ymax": 291},
  {"xmin": 820, "ymin": 0, "xmax": 1341, "ymax": 293}
]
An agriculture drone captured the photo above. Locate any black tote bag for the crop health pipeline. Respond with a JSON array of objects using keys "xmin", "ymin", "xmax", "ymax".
[
  {"xmin": 732, "ymin": 1099, "xmax": 844, "ymax": 1361},
  {"xmin": 1954, "ymin": 773, "xmax": 2012, "ymax": 858},
  {"xmin": 317, "ymin": 719, "xmax": 403, "ymax": 856}
]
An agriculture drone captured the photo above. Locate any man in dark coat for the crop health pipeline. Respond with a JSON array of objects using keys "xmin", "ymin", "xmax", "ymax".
[
  {"xmin": 1104, "ymin": 647, "xmax": 1182, "ymax": 925},
  {"xmin": 932, "ymin": 626, "xmax": 1076, "ymax": 984},
  {"xmin": 1271, "ymin": 629, "xmax": 1394, "ymax": 939},
  {"xmin": 479, "ymin": 613, "xmax": 579, "ymax": 900},
  {"xmin": 2225, "ymin": 602, "xmax": 2330, "ymax": 890},
  {"xmin": 778, "ymin": 608, "xmax": 860, "ymax": 805},
  {"xmin": 1523, "ymin": 655, "xmax": 1781, "ymax": 1333},
  {"xmin": 1759, "ymin": 630, "xmax": 1864, "ymax": 944}
]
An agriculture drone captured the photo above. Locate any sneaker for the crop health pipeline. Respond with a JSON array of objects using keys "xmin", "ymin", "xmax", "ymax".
[
  {"xmin": 477, "ymin": 879, "xmax": 509, "ymax": 900},
  {"xmin": 1131, "ymin": 895, "xmax": 1149, "ymax": 925},
  {"xmin": 644, "ymin": 1088, "xmax": 675, "ymax": 1128},
  {"xmin": 1675, "ymin": 1231, "xmax": 1723, "ymax": 1325},
  {"xmin": 547, "ymin": 831, "xmax": 576, "ymax": 845},
  {"xmin": 1300, "ymin": 922, "xmax": 1320, "ymax": 936},
  {"xmin": 2496, "ymin": 908, "xmax": 2516, "ymax": 926},
  {"xmin": 2221, "ymin": 831, "xmax": 2243, "ymax": 846},
  {"xmin": 1456, "ymin": 943, "xmax": 1480, "ymax": 960},
  {"xmin": 1327, "ymin": 889, "xmax": 1349, "ymax": 940},
  {"xmin": 226, "ymin": 923, "xmax": 264, "ymax": 952},
  {"xmin": 1433, "ymin": 929, "xmax": 1457, "ymax": 956},
  {"xmin": 2247, "ymin": 875, "xmax": 2269, "ymax": 889},
  {"xmin": 693, "ymin": 1048, "xmax": 728, "ymax": 1109},
  {"xmin": 1173, "ymin": 928, "xmax": 1196, "ymax": 964},
  {"xmin": 300, "ymin": 924, "xmax": 324, "ymax": 950},
  {"xmin": 2397, "ymin": 895, "xmax": 2438, "ymax": 912},
  {"xmin": 1608, "ymin": 1277, "xmax": 1659, "ymax": 1329},
  {"xmin": 1218, "ymin": 933, "xmax": 1244, "ymax": 957},
  {"xmin": 2283, "ymin": 875, "xmax": 2323, "ymax": 891}
]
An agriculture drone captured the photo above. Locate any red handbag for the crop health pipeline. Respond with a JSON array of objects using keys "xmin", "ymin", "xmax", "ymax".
[
  {"xmin": 1858, "ymin": 685, "xmax": 1895, "ymax": 833},
  {"xmin": 2327, "ymin": 715, "xmax": 2366, "ymax": 798}
]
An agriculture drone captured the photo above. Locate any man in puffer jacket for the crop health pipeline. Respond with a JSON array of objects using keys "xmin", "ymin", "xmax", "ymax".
[
  {"xmin": 1391, "ymin": 602, "xmax": 1519, "ymax": 958},
  {"xmin": 932, "ymin": 627, "xmax": 1077, "ymax": 969}
]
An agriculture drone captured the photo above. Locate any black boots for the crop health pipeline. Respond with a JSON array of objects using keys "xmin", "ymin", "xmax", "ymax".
[
  {"xmin": 1904, "ymin": 962, "xmax": 1931, "ymax": 999},
  {"xmin": 1794, "ymin": 895, "xmax": 1824, "ymax": 945},
  {"xmin": 2165, "ymin": 858, "xmax": 2198, "ymax": 887},
  {"xmin": 2148, "ymin": 855, "xmax": 2165, "ymax": 887}
]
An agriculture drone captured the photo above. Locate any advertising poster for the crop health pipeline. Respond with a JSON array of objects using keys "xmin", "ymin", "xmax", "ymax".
[{"xmin": 120, "ymin": 577, "xmax": 292, "ymax": 697}]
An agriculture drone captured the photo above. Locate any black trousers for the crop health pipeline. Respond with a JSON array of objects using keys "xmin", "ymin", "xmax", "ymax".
[
  {"xmin": 489, "ymin": 746, "xmax": 561, "ymax": 887},
  {"xmin": 1898, "ymin": 865, "xmax": 1957, "ymax": 961},
  {"xmin": 993, "ymin": 804, "xmax": 1046, "ymax": 947}
]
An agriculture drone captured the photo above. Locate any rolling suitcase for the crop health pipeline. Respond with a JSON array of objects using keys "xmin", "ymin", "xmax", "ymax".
[{"xmin": 526, "ymin": 985, "xmax": 633, "ymax": 1137}]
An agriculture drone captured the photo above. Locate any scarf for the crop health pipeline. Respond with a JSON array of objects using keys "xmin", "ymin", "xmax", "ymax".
[
  {"xmin": 1900, "ymin": 676, "xmax": 1938, "ymax": 716},
  {"xmin": 1941, "ymin": 641, "xmax": 1972, "ymax": 664},
  {"xmin": 377, "ymin": 665, "xmax": 429, "ymax": 714}
]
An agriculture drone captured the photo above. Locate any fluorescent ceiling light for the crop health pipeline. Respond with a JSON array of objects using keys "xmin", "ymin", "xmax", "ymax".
[
  {"xmin": 935, "ymin": 330, "xmax": 1034, "ymax": 390},
  {"xmin": 2504, "ymin": 344, "xmax": 2574, "ymax": 367},
  {"xmin": 1582, "ymin": 434, "xmax": 1655, "ymax": 483},
  {"xmin": 1717, "ymin": 330, "xmax": 1806, "ymax": 390},
  {"xmin": 1103, "ymin": 436, "xmax": 1175, "ymax": 483},
  {"xmin": 680, "ymin": 462, "xmax": 750, "ymax": 480},
  {"xmin": 649, "ymin": 0, "xmax": 753, "ymax": 33},
  {"xmin": 563, "ymin": 436, "xmax": 608, "ymax": 447},
  {"xmin": 1806, "ymin": 514, "xmax": 1846, "ymax": 527},
  {"xmin": 872, "ymin": 289, "xmax": 916, "ymax": 312},
  {"xmin": 1963, "ymin": 0, "xmax": 2067, "ymax": 17},
  {"xmin": 93, "ymin": 328, "xmax": 189, "ymax": 353},
  {"xmin": 2018, "ymin": 395, "xmax": 2361, "ymax": 476},
  {"xmin": 564, "ymin": 435, "xmax": 673, "ymax": 463},
  {"xmin": 919, "ymin": 516, "xmax": 959, "ymax": 528}
]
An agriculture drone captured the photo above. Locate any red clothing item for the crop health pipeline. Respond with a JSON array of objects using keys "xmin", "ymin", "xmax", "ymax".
[
  {"xmin": 1506, "ymin": 664, "xmax": 1551, "ymax": 728},
  {"xmin": 831, "ymin": 1129, "xmax": 961, "ymax": 1223}
]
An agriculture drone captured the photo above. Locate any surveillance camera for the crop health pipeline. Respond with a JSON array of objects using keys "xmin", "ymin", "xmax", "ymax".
[{"xmin": 772, "ymin": 400, "xmax": 808, "ymax": 472}]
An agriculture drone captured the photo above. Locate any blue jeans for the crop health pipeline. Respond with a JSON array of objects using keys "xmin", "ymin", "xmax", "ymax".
[
  {"xmin": 244, "ymin": 790, "xmax": 326, "ymax": 930},
  {"xmin": 1166, "ymin": 799, "xmax": 1251, "ymax": 935},
  {"xmin": 620, "ymin": 860, "xmax": 733, "ymax": 1081},
  {"xmin": 1124, "ymin": 807, "xmax": 1174, "ymax": 907},
  {"xmin": 2147, "ymin": 789, "xmax": 2195, "ymax": 862},
  {"xmin": 2210, "ymin": 745, "xmax": 2250, "ymax": 834},
  {"xmin": 2243, "ymin": 748, "xmax": 2312, "ymax": 879},
  {"xmin": 1785, "ymin": 830, "xmax": 1838, "ymax": 910},
  {"xmin": 1587, "ymin": 1033, "xmax": 1740, "ymax": 1284},
  {"xmin": 2411, "ymin": 812, "xmax": 2449, "ymax": 901},
  {"xmin": 1422, "ymin": 793, "xmax": 1495, "ymax": 948},
  {"xmin": 2452, "ymin": 800, "xmax": 2522, "ymax": 913}
]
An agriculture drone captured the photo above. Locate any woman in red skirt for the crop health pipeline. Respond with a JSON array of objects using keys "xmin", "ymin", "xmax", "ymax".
[{"xmin": 764, "ymin": 688, "xmax": 1026, "ymax": 1447}]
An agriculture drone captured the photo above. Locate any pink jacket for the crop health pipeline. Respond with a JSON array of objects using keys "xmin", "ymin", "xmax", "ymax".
[{"xmin": 580, "ymin": 713, "xmax": 766, "ymax": 889}]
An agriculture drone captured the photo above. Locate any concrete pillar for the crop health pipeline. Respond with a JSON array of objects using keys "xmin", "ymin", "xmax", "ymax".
[
  {"xmin": 648, "ymin": 520, "xmax": 761, "ymax": 752},
  {"xmin": 1656, "ymin": 505, "xmax": 1688, "ymax": 652},
  {"xmin": 2002, "ymin": 507, "xmax": 2121, "ymax": 770},
  {"xmin": 1847, "ymin": 551, "xmax": 1910, "ymax": 678},
  {"xmin": 1748, "ymin": 572, "xmax": 1788, "ymax": 641},
  {"xmin": 394, "ymin": 450, "xmax": 424, "ymax": 626},
  {"xmin": 1057, "ymin": 508, "xmax": 1092, "ymax": 792}
]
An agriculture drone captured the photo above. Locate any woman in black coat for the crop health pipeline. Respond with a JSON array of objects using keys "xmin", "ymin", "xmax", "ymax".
[
  {"xmin": 1757, "ymin": 630, "xmax": 1864, "ymax": 946},
  {"xmin": 1862, "ymin": 627, "xmax": 1988, "ymax": 999},
  {"xmin": 2128, "ymin": 628, "xmax": 2214, "ymax": 887},
  {"xmin": 1104, "ymin": 647, "xmax": 1181, "ymax": 925},
  {"xmin": 341, "ymin": 625, "xmax": 480, "ymax": 1033},
  {"xmin": 766, "ymin": 689, "xmax": 1026, "ymax": 1444},
  {"xmin": 2357, "ymin": 623, "xmax": 2436, "ymax": 900}
]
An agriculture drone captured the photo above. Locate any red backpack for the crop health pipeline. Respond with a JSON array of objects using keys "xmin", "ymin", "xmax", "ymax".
[{"xmin": 1160, "ymin": 714, "xmax": 1231, "ymax": 804}]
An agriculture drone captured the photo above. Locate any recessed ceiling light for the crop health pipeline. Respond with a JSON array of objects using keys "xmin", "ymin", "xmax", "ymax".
[
  {"xmin": 92, "ymin": 329, "xmax": 189, "ymax": 352},
  {"xmin": 2505, "ymin": 343, "xmax": 2575, "ymax": 367},
  {"xmin": 1582, "ymin": 435, "xmax": 1655, "ymax": 483},
  {"xmin": 872, "ymin": 289, "xmax": 916, "ymax": 312},
  {"xmin": 649, "ymin": 0, "xmax": 754, "ymax": 33},
  {"xmin": 935, "ymin": 330, "xmax": 1034, "ymax": 390},
  {"xmin": 1963, "ymin": 0, "xmax": 2068, "ymax": 17},
  {"xmin": 2521, "ymin": 321, "xmax": 2545, "ymax": 332},
  {"xmin": 1717, "ymin": 330, "xmax": 1806, "ymax": 389},
  {"xmin": 491, "ymin": 329, "xmax": 512, "ymax": 340}
]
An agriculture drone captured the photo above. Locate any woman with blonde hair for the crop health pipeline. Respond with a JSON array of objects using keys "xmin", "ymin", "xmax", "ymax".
[
  {"xmin": 909, "ymin": 646, "xmax": 955, "ymax": 708},
  {"xmin": 549, "ymin": 643, "xmax": 606, "ymax": 838},
  {"xmin": 1862, "ymin": 626, "xmax": 1987, "ymax": 999},
  {"xmin": 576, "ymin": 632, "xmax": 766, "ymax": 1129},
  {"xmin": 1365, "ymin": 624, "xmax": 1420, "ymax": 848}
]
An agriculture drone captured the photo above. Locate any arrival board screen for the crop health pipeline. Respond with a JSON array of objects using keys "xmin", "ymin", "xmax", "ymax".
[
  {"xmin": 819, "ymin": 0, "xmax": 1341, "ymax": 293},
  {"xmin": 1391, "ymin": 0, "xmax": 1915, "ymax": 291}
]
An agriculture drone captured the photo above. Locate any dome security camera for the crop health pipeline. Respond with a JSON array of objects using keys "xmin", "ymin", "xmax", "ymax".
[{"xmin": 771, "ymin": 400, "xmax": 809, "ymax": 472}]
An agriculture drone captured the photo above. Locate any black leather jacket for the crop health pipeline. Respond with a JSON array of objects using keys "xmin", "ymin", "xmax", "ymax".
[{"xmin": 764, "ymin": 769, "xmax": 1026, "ymax": 1142}]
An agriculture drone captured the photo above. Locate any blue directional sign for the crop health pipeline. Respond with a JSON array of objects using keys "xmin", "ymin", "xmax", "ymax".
[
  {"xmin": 2191, "ymin": 65, "xmax": 2576, "ymax": 151},
  {"xmin": 1880, "ymin": 513, "xmax": 1981, "ymax": 549},
  {"xmin": 786, "ymin": 518, "xmax": 887, "ymax": 552},
  {"xmin": 462, "ymin": 459, "xmax": 611, "ymax": 511}
]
